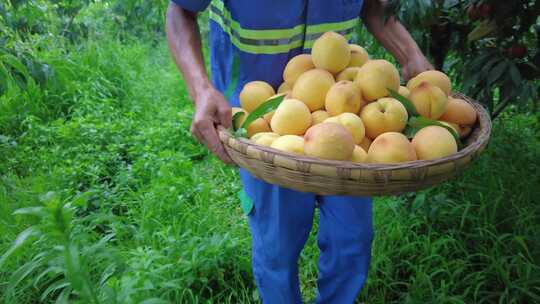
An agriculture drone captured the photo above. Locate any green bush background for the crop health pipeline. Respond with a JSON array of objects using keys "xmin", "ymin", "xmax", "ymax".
[{"xmin": 1, "ymin": 1, "xmax": 539, "ymax": 303}]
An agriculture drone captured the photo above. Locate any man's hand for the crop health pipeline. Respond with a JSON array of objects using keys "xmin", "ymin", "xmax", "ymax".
[
  {"xmin": 362, "ymin": 1, "xmax": 434, "ymax": 81},
  {"xmin": 166, "ymin": 3, "xmax": 234, "ymax": 165},
  {"xmin": 401, "ymin": 52, "xmax": 434, "ymax": 81},
  {"xmin": 191, "ymin": 87, "xmax": 234, "ymax": 164}
]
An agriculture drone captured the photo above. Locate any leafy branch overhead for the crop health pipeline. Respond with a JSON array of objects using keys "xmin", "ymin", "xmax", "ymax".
[{"xmin": 393, "ymin": 0, "xmax": 540, "ymax": 118}]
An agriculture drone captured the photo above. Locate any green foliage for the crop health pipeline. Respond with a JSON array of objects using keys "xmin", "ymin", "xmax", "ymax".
[
  {"xmin": 109, "ymin": 0, "xmax": 169, "ymax": 41},
  {"xmin": 1, "ymin": 40, "xmax": 253, "ymax": 303},
  {"xmin": 1, "ymin": 1, "xmax": 539, "ymax": 303},
  {"xmin": 231, "ymin": 111, "xmax": 246, "ymax": 131},
  {"xmin": 395, "ymin": 0, "xmax": 540, "ymax": 118},
  {"xmin": 1, "ymin": 0, "xmax": 169, "ymax": 43},
  {"xmin": 363, "ymin": 113, "xmax": 540, "ymax": 303}
]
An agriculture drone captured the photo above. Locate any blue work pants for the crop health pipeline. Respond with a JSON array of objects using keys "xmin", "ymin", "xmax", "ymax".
[{"xmin": 240, "ymin": 169, "xmax": 373, "ymax": 303}]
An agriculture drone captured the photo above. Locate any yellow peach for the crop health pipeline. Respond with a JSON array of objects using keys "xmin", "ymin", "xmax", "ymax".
[
  {"xmin": 354, "ymin": 60, "xmax": 400, "ymax": 101},
  {"xmin": 398, "ymin": 86, "xmax": 410, "ymax": 98},
  {"xmin": 367, "ymin": 132, "xmax": 418, "ymax": 164},
  {"xmin": 360, "ymin": 98, "xmax": 408, "ymax": 139},
  {"xmin": 409, "ymin": 82, "xmax": 448, "ymax": 119},
  {"xmin": 348, "ymin": 44, "xmax": 369, "ymax": 68},
  {"xmin": 325, "ymin": 80, "xmax": 364, "ymax": 116},
  {"xmin": 304, "ymin": 122, "xmax": 355, "ymax": 161},
  {"xmin": 324, "ymin": 113, "xmax": 365, "ymax": 144},
  {"xmin": 407, "ymin": 70, "xmax": 452, "ymax": 96},
  {"xmin": 283, "ymin": 54, "xmax": 315, "ymax": 85},
  {"xmin": 247, "ymin": 118, "xmax": 271, "ymax": 138},
  {"xmin": 358, "ymin": 136, "xmax": 372, "ymax": 153},
  {"xmin": 239, "ymin": 81, "xmax": 276, "ymax": 112},
  {"xmin": 312, "ymin": 32, "xmax": 351, "ymax": 74},
  {"xmin": 439, "ymin": 98, "xmax": 477, "ymax": 125},
  {"xmin": 270, "ymin": 99, "xmax": 312, "ymax": 135},
  {"xmin": 251, "ymin": 132, "xmax": 280, "ymax": 147},
  {"xmin": 311, "ymin": 110, "xmax": 330, "ymax": 125},
  {"xmin": 292, "ymin": 69, "xmax": 335, "ymax": 111},
  {"xmin": 412, "ymin": 126, "xmax": 458, "ymax": 160},
  {"xmin": 277, "ymin": 82, "xmax": 293, "ymax": 94},
  {"xmin": 336, "ymin": 67, "xmax": 361, "ymax": 82},
  {"xmin": 271, "ymin": 135, "xmax": 305, "ymax": 155},
  {"xmin": 351, "ymin": 145, "xmax": 368, "ymax": 163}
]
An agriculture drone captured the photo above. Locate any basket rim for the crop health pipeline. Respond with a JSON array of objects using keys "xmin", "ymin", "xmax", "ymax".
[{"xmin": 220, "ymin": 93, "xmax": 492, "ymax": 171}]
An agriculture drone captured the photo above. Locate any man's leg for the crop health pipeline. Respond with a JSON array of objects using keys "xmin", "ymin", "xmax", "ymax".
[
  {"xmin": 315, "ymin": 195, "xmax": 374, "ymax": 304},
  {"xmin": 240, "ymin": 169, "xmax": 316, "ymax": 303}
]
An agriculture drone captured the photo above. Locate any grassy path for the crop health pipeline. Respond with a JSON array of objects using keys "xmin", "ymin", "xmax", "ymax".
[{"xmin": 1, "ymin": 39, "xmax": 539, "ymax": 303}]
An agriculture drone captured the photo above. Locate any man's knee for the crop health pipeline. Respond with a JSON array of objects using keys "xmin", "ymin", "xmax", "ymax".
[
  {"xmin": 318, "ymin": 223, "xmax": 374, "ymax": 266},
  {"xmin": 254, "ymin": 243, "xmax": 301, "ymax": 270}
]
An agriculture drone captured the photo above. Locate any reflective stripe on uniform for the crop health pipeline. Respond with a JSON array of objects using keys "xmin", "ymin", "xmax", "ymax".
[
  {"xmin": 210, "ymin": 0, "xmax": 306, "ymax": 40},
  {"xmin": 209, "ymin": 1, "xmax": 304, "ymax": 54},
  {"xmin": 303, "ymin": 18, "xmax": 358, "ymax": 49},
  {"xmin": 209, "ymin": 0, "xmax": 359, "ymax": 54}
]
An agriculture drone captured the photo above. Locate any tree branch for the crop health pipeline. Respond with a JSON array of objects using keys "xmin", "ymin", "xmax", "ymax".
[
  {"xmin": 61, "ymin": 9, "xmax": 80, "ymax": 37},
  {"xmin": 491, "ymin": 97, "xmax": 512, "ymax": 119}
]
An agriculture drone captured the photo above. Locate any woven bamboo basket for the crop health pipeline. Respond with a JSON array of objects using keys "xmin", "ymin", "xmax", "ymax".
[{"xmin": 219, "ymin": 93, "xmax": 492, "ymax": 196}]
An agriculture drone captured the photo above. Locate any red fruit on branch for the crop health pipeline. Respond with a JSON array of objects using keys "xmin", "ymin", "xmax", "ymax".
[
  {"xmin": 479, "ymin": 3, "xmax": 492, "ymax": 18},
  {"xmin": 507, "ymin": 44, "xmax": 528, "ymax": 59},
  {"xmin": 467, "ymin": 5, "xmax": 481, "ymax": 21}
]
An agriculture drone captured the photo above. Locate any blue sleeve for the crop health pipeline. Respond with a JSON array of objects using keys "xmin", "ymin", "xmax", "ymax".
[{"xmin": 170, "ymin": 0, "xmax": 211, "ymax": 12}]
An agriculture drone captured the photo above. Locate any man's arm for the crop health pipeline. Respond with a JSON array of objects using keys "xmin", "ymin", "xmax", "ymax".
[
  {"xmin": 362, "ymin": 0, "xmax": 433, "ymax": 80},
  {"xmin": 166, "ymin": 3, "xmax": 233, "ymax": 164}
]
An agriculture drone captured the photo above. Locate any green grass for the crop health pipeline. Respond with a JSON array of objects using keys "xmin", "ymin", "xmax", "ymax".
[{"xmin": 1, "ymin": 32, "xmax": 540, "ymax": 303}]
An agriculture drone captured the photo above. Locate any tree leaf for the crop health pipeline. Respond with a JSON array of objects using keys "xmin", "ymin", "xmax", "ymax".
[
  {"xmin": 6, "ymin": 257, "xmax": 44, "ymax": 297},
  {"xmin": 509, "ymin": 62, "xmax": 522, "ymax": 86},
  {"xmin": 234, "ymin": 94, "xmax": 285, "ymax": 138},
  {"xmin": 1, "ymin": 53, "xmax": 30, "ymax": 79},
  {"xmin": 407, "ymin": 116, "xmax": 462, "ymax": 148},
  {"xmin": 140, "ymin": 299, "xmax": 170, "ymax": 304},
  {"xmin": 388, "ymin": 88, "xmax": 418, "ymax": 117},
  {"xmin": 231, "ymin": 111, "xmax": 245, "ymax": 132},
  {"xmin": 518, "ymin": 84, "xmax": 531, "ymax": 103},
  {"xmin": 233, "ymin": 128, "xmax": 247, "ymax": 139},
  {"xmin": 40, "ymin": 279, "xmax": 70, "ymax": 302},
  {"xmin": 487, "ymin": 60, "xmax": 509, "ymax": 86},
  {"xmin": 467, "ymin": 20, "xmax": 497, "ymax": 42},
  {"xmin": 0, "ymin": 227, "xmax": 39, "ymax": 268},
  {"xmin": 471, "ymin": 51, "xmax": 497, "ymax": 72},
  {"xmin": 462, "ymin": 72, "xmax": 481, "ymax": 93},
  {"xmin": 480, "ymin": 57, "xmax": 503, "ymax": 75},
  {"xmin": 403, "ymin": 125, "xmax": 418, "ymax": 139},
  {"xmin": 13, "ymin": 206, "xmax": 46, "ymax": 217}
]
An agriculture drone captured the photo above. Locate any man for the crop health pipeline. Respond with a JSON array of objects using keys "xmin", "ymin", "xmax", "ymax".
[{"xmin": 166, "ymin": 0, "xmax": 433, "ymax": 302}]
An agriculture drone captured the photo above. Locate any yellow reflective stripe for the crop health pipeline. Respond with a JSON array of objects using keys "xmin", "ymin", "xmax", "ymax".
[
  {"xmin": 303, "ymin": 18, "xmax": 358, "ymax": 49},
  {"xmin": 303, "ymin": 32, "xmax": 354, "ymax": 49},
  {"xmin": 305, "ymin": 18, "xmax": 359, "ymax": 34},
  {"xmin": 209, "ymin": 9, "xmax": 304, "ymax": 54},
  {"xmin": 212, "ymin": 1, "xmax": 305, "ymax": 40},
  {"xmin": 209, "ymin": 0, "xmax": 359, "ymax": 54}
]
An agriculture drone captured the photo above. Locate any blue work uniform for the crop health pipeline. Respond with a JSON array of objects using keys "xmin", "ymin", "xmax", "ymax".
[{"xmin": 171, "ymin": 0, "xmax": 374, "ymax": 303}]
